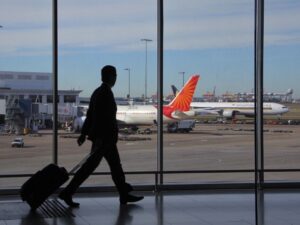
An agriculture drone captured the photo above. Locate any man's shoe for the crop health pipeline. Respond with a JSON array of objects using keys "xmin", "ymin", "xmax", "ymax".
[
  {"xmin": 120, "ymin": 194, "xmax": 144, "ymax": 205},
  {"xmin": 58, "ymin": 193, "xmax": 80, "ymax": 208},
  {"xmin": 125, "ymin": 182, "xmax": 133, "ymax": 193}
]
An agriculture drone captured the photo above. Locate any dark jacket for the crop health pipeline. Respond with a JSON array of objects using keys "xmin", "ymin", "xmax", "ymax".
[{"xmin": 81, "ymin": 83, "xmax": 118, "ymax": 143}]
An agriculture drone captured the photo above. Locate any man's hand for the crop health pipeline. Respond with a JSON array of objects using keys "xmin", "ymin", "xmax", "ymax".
[{"xmin": 77, "ymin": 134, "xmax": 86, "ymax": 146}]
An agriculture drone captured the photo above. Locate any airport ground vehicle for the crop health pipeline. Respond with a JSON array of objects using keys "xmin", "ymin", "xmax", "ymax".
[
  {"xmin": 167, "ymin": 119, "xmax": 195, "ymax": 133},
  {"xmin": 11, "ymin": 137, "xmax": 24, "ymax": 148}
]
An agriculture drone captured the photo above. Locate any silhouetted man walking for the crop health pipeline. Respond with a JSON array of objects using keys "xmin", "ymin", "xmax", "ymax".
[{"xmin": 59, "ymin": 65, "xmax": 144, "ymax": 207}]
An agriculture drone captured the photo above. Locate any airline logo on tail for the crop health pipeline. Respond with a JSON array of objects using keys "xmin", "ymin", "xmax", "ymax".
[{"xmin": 163, "ymin": 75, "xmax": 200, "ymax": 119}]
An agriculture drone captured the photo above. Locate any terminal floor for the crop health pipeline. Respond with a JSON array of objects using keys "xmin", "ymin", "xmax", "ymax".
[{"xmin": 0, "ymin": 190, "xmax": 300, "ymax": 225}]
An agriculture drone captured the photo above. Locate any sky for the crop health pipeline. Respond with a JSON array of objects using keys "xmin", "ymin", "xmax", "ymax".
[{"xmin": 0, "ymin": 0, "xmax": 299, "ymax": 98}]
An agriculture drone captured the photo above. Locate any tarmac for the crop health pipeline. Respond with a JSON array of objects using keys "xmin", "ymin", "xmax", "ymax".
[{"xmin": 0, "ymin": 123, "xmax": 300, "ymax": 188}]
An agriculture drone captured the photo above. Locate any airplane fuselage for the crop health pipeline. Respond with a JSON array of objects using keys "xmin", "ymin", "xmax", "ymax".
[
  {"xmin": 117, "ymin": 105, "xmax": 177, "ymax": 125},
  {"xmin": 190, "ymin": 102, "xmax": 289, "ymax": 118}
]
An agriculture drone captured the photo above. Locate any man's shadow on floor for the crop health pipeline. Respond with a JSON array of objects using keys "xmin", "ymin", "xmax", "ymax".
[
  {"xmin": 114, "ymin": 204, "xmax": 144, "ymax": 225},
  {"xmin": 20, "ymin": 211, "xmax": 50, "ymax": 225}
]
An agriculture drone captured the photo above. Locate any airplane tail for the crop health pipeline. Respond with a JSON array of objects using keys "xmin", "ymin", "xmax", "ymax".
[
  {"xmin": 168, "ymin": 75, "xmax": 200, "ymax": 112},
  {"xmin": 171, "ymin": 85, "xmax": 179, "ymax": 96}
]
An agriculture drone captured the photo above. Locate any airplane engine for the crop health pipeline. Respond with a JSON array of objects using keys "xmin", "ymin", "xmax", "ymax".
[
  {"xmin": 73, "ymin": 116, "xmax": 86, "ymax": 132},
  {"xmin": 222, "ymin": 110, "xmax": 236, "ymax": 118},
  {"xmin": 171, "ymin": 110, "xmax": 196, "ymax": 119},
  {"xmin": 184, "ymin": 110, "xmax": 196, "ymax": 117}
]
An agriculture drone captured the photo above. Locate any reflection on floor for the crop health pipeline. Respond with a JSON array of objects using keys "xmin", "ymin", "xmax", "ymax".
[{"xmin": 0, "ymin": 190, "xmax": 299, "ymax": 225}]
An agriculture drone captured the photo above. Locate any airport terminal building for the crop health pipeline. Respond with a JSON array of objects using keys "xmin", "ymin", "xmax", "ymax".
[{"xmin": 0, "ymin": 71, "xmax": 82, "ymax": 132}]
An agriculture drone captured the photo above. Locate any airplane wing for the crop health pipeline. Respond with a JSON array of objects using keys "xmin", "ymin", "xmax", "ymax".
[
  {"xmin": 117, "ymin": 119, "xmax": 126, "ymax": 125},
  {"xmin": 171, "ymin": 110, "xmax": 196, "ymax": 119},
  {"xmin": 193, "ymin": 108, "xmax": 220, "ymax": 116}
]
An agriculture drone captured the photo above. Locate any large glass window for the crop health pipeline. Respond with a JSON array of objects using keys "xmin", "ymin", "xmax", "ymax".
[
  {"xmin": 57, "ymin": 0, "xmax": 157, "ymax": 186},
  {"xmin": 164, "ymin": 0, "xmax": 255, "ymax": 184},
  {"xmin": 264, "ymin": 0, "xmax": 300, "ymax": 182},
  {"xmin": 0, "ymin": 1, "xmax": 52, "ymax": 188},
  {"xmin": 0, "ymin": 0, "xmax": 298, "ymax": 195}
]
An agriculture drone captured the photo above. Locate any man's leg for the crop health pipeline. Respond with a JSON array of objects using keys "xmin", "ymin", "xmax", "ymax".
[
  {"xmin": 60, "ymin": 141, "xmax": 103, "ymax": 207},
  {"xmin": 104, "ymin": 144, "xmax": 126, "ymax": 191},
  {"xmin": 104, "ymin": 144, "xmax": 144, "ymax": 204}
]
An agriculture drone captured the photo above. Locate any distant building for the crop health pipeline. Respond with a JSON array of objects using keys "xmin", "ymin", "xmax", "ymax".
[
  {"xmin": 0, "ymin": 71, "xmax": 82, "ymax": 133},
  {"xmin": 203, "ymin": 91, "xmax": 216, "ymax": 102},
  {"xmin": 0, "ymin": 71, "xmax": 81, "ymax": 103}
]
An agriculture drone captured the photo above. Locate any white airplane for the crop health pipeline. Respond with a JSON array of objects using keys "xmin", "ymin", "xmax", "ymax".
[
  {"xmin": 73, "ymin": 75, "xmax": 201, "ymax": 129},
  {"xmin": 190, "ymin": 101, "xmax": 289, "ymax": 119},
  {"xmin": 117, "ymin": 75, "xmax": 200, "ymax": 125},
  {"xmin": 171, "ymin": 85, "xmax": 289, "ymax": 119}
]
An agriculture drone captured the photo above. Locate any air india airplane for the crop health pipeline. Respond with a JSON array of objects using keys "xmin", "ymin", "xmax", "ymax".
[
  {"xmin": 73, "ymin": 75, "xmax": 202, "ymax": 130},
  {"xmin": 116, "ymin": 75, "xmax": 200, "ymax": 125}
]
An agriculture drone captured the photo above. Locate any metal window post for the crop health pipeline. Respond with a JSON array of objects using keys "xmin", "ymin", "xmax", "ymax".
[
  {"xmin": 157, "ymin": 0, "xmax": 164, "ymax": 187},
  {"xmin": 52, "ymin": 0, "xmax": 58, "ymax": 165},
  {"xmin": 254, "ymin": 0, "xmax": 264, "ymax": 224}
]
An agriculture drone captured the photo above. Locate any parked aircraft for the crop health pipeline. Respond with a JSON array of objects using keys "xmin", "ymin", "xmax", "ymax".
[
  {"xmin": 190, "ymin": 101, "xmax": 289, "ymax": 119},
  {"xmin": 73, "ymin": 75, "xmax": 202, "ymax": 129},
  {"xmin": 117, "ymin": 75, "xmax": 200, "ymax": 125},
  {"xmin": 171, "ymin": 85, "xmax": 289, "ymax": 119}
]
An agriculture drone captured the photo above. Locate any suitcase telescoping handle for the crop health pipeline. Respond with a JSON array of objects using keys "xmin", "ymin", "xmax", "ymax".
[{"xmin": 69, "ymin": 152, "xmax": 94, "ymax": 174}]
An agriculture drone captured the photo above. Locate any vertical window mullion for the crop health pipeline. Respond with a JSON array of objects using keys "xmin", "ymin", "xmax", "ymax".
[
  {"xmin": 157, "ymin": 0, "xmax": 164, "ymax": 187},
  {"xmin": 52, "ymin": 0, "xmax": 58, "ymax": 165},
  {"xmin": 254, "ymin": 0, "xmax": 264, "ymax": 224}
]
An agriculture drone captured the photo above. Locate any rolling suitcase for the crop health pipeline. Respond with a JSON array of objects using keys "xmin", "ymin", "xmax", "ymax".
[{"xmin": 20, "ymin": 153, "xmax": 91, "ymax": 210}]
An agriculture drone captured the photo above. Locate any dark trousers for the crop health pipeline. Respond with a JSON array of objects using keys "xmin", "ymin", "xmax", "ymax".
[{"xmin": 62, "ymin": 139, "xmax": 128, "ymax": 196}]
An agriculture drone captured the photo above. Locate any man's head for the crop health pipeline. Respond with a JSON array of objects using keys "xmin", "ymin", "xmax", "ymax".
[{"xmin": 101, "ymin": 65, "xmax": 117, "ymax": 87}]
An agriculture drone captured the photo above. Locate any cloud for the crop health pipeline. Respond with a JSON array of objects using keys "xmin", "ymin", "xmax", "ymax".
[{"xmin": 0, "ymin": 0, "xmax": 299, "ymax": 57}]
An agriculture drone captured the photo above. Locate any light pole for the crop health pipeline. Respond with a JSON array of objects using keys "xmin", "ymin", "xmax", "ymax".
[
  {"xmin": 124, "ymin": 68, "xmax": 131, "ymax": 99},
  {"xmin": 179, "ymin": 71, "xmax": 185, "ymax": 87},
  {"xmin": 141, "ymin": 38, "xmax": 152, "ymax": 101}
]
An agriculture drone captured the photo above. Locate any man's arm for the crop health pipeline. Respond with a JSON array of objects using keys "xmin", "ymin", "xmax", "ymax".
[
  {"xmin": 77, "ymin": 134, "xmax": 86, "ymax": 146},
  {"xmin": 100, "ymin": 89, "xmax": 118, "ymax": 143},
  {"xmin": 77, "ymin": 90, "xmax": 96, "ymax": 146}
]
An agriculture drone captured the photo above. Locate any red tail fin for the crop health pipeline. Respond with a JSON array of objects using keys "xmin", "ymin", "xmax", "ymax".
[{"xmin": 168, "ymin": 75, "xmax": 200, "ymax": 111}]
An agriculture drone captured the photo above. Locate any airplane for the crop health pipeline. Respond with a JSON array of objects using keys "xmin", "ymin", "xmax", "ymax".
[
  {"xmin": 171, "ymin": 85, "xmax": 219, "ymax": 116},
  {"xmin": 171, "ymin": 85, "xmax": 289, "ymax": 119},
  {"xmin": 190, "ymin": 101, "xmax": 289, "ymax": 119},
  {"xmin": 116, "ymin": 75, "xmax": 200, "ymax": 125},
  {"xmin": 171, "ymin": 85, "xmax": 179, "ymax": 97},
  {"xmin": 73, "ymin": 75, "xmax": 202, "ymax": 130}
]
